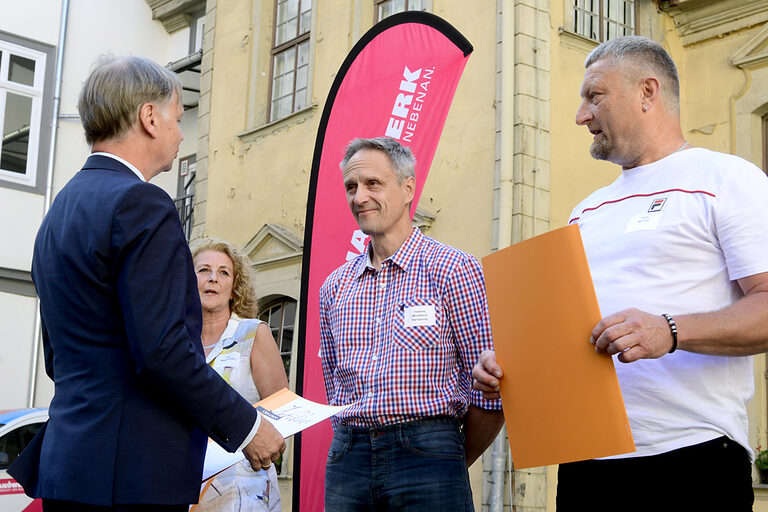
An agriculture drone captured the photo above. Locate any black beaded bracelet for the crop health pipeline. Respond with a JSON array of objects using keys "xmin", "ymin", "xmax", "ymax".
[{"xmin": 661, "ymin": 313, "xmax": 678, "ymax": 353}]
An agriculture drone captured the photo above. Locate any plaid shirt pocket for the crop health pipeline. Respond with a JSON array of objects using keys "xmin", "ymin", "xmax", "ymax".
[{"xmin": 392, "ymin": 298, "xmax": 442, "ymax": 352}]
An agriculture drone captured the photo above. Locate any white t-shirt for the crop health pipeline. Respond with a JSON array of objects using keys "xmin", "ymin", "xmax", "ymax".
[{"xmin": 569, "ymin": 147, "xmax": 768, "ymax": 459}]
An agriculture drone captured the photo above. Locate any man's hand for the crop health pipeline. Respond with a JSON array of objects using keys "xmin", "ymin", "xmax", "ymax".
[
  {"xmin": 472, "ymin": 350, "xmax": 503, "ymax": 400},
  {"xmin": 242, "ymin": 417, "xmax": 286, "ymax": 470},
  {"xmin": 591, "ymin": 308, "xmax": 674, "ymax": 363}
]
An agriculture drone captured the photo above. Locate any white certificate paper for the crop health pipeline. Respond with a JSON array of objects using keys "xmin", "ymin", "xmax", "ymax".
[{"xmin": 202, "ymin": 388, "xmax": 350, "ymax": 481}]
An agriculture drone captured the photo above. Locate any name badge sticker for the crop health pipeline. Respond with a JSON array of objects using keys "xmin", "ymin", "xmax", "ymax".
[
  {"xmin": 625, "ymin": 211, "xmax": 663, "ymax": 233},
  {"xmin": 404, "ymin": 305, "xmax": 436, "ymax": 327},
  {"xmin": 212, "ymin": 352, "xmax": 241, "ymax": 384}
]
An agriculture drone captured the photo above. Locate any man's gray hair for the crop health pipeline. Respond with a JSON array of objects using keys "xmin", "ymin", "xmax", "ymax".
[
  {"xmin": 78, "ymin": 55, "xmax": 182, "ymax": 145},
  {"xmin": 585, "ymin": 35, "xmax": 679, "ymax": 109},
  {"xmin": 339, "ymin": 137, "xmax": 416, "ymax": 183}
]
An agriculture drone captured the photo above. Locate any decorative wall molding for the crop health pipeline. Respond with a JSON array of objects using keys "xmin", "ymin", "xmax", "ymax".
[
  {"xmin": 145, "ymin": 0, "xmax": 205, "ymax": 33},
  {"xmin": 413, "ymin": 207, "xmax": 436, "ymax": 232},
  {"xmin": 731, "ymin": 21, "xmax": 768, "ymax": 69},
  {"xmin": 660, "ymin": 0, "xmax": 768, "ymax": 46},
  {"xmin": 244, "ymin": 223, "xmax": 303, "ymax": 269},
  {"xmin": 557, "ymin": 27, "xmax": 598, "ymax": 55}
]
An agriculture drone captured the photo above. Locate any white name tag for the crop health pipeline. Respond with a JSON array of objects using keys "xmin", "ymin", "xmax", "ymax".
[
  {"xmin": 212, "ymin": 352, "xmax": 240, "ymax": 373},
  {"xmin": 404, "ymin": 305, "xmax": 436, "ymax": 327},
  {"xmin": 625, "ymin": 211, "xmax": 663, "ymax": 233},
  {"xmin": 212, "ymin": 351, "xmax": 240, "ymax": 385}
]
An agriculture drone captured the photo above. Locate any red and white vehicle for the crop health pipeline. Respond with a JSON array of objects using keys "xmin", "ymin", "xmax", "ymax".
[
  {"xmin": 0, "ymin": 407, "xmax": 243, "ymax": 510},
  {"xmin": 0, "ymin": 408, "xmax": 47, "ymax": 512}
]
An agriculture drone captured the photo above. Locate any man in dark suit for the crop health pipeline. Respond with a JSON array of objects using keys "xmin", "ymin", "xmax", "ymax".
[{"xmin": 9, "ymin": 55, "xmax": 285, "ymax": 511}]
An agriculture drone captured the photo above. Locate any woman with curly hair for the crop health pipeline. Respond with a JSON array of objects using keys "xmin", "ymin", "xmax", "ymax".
[{"xmin": 191, "ymin": 238, "xmax": 288, "ymax": 511}]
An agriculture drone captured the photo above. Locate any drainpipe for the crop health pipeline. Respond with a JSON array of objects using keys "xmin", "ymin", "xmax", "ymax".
[
  {"xmin": 497, "ymin": 0, "xmax": 515, "ymax": 250},
  {"xmin": 489, "ymin": 426, "xmax": 508, "ymax": 512},
  {"xmin": 28, "ymin": 0, "xmax": 69, "ymax": 408},
  {"xmin": 488, "ymin": 1, "xmax": 515, "ymax": 511}
]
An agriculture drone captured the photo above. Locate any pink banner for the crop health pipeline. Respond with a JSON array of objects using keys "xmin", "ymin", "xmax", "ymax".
[{"xmin": 295, "ymin": 11, "xmax": 472, "ymax": 511}]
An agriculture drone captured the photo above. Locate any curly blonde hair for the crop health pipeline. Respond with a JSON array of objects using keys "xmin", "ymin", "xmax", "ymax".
[{"xmin": 190, "ymin": 238, "xmax": 259, "ymax": 318}]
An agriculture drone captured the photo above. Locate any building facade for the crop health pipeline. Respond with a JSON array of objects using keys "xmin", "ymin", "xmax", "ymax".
[{"xmin": 0, "ymin": 0, "xmax": 204, "ymax": 409}]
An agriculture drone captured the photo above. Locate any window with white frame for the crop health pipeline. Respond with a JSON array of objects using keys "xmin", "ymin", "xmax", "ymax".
[
  {"xmin": 0, "ymin": 39, "xmax": 47, "ymax": 189},
  {"xmin": 269, "ymin": 0, "xmax": 311, "ymax": 122},
  {"xmin": 375, "ymin": 0, "xmax": 427, "ymax": 21},
  {"xmin": 572, "ymin": 0, "xmax": 634, "ymax": 42},
  {"xmin": 258, "ymin": 296, "xmax": 296, "ymax": 476},
  {"xmin": 191, "ymin": 11, "xmax": 205, "ymax": 53},
  {"xmin": 258, "ymin": 297, "xmax": 296, "ymax": 379}
]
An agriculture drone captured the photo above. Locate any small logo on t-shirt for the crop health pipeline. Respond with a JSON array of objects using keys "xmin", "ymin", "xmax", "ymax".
[{"xmin": 648, "ymin": 198, "xmax": 667, "ymax": 213}]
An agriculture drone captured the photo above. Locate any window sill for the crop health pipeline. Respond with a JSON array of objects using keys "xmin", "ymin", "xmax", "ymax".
[
  {"xmin": 0, "ymin": 175, "xmax": 43, "ymax": 194},
  {"xmin": 237, "ymin": 104, "xmax": 319, "ymax": 143},
  {"xmin": 557, "ymin": 27, "xmax": 599, "ymax": 54}
]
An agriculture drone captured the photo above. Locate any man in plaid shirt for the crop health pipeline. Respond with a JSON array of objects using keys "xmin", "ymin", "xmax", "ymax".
[{"xmin": 320, "ymin": 137, "xmax": 504, "ymax": 511}]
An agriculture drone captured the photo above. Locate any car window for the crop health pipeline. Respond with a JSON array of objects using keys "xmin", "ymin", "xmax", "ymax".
[{"xmin": 0, "ymin": 422, "xmax": 43, "ymax": 469}]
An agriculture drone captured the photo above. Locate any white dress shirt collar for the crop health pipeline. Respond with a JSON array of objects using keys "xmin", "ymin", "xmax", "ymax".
[{"xmin": 91, "ymin": 152, "xmax": 146, "ymax": 182}]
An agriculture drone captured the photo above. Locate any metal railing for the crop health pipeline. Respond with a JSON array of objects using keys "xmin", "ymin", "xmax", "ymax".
[{"xmin": 174, "ymin": 170, "xmax": 195, "ymax": 240}]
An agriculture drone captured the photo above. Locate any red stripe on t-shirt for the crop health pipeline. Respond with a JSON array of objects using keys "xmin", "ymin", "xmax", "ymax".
[{"xmin": 568, "ymin": 188, "xmax": 716, "ymax": 225}]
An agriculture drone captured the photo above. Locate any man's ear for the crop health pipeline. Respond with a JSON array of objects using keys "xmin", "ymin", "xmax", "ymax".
[
  {"xmin": 138, "ymin": 102, "xmax": 158, "ymax": 138},
  {"xmin": 641, "ymin": 76, "xmax": 661, "ymax": 107},
  {"xmin": 403, "ymin": 176, "xmax": 416, "ymax": 204}
]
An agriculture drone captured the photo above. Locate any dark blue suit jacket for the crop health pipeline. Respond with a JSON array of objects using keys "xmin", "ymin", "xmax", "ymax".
[{"xmin": 9, "ymin": 155, "xmax": 258, "ymax": 506}]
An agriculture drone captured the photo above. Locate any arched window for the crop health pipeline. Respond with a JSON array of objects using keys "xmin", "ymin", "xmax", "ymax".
[{"xmin": 259, "ymin": 297, "xmax": 296, "ymax": 379}]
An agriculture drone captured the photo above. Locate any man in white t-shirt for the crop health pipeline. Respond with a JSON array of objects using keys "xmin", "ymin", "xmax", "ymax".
[{"xmin": 473, "ymin": 36, "xmax": 768, "ymax": 510}]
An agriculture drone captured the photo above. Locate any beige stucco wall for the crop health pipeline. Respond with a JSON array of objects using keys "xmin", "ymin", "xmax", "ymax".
[
  {"xmin": 676, "ymin": 30, "xmax": 753, "ymax": 156},
  {"xmin": 421, "ymin": 1, "xmax": 497, "ymax": 257},
  {"xmin": 203, "ymin": 0, "xmax": 316, "ymax": 247},
  {"xmin": 549, "ymin": 4, "xmax": 619, "ymax": 230}
]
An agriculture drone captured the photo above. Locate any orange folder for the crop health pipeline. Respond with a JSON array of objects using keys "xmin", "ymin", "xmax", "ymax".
[{"xmin": 481, "ymin": 225, "xmax": 635, "ymax": 469}]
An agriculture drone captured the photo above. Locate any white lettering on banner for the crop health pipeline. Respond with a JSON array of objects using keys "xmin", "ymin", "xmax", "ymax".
[
  {"xmin": 346, "ymin": 65, "xmax": 437, "ymax": 262},
  {"xmin": 0, "ymin": 478, "xmax": 25, "ymax": 495},
  {"xmin": 392, "ymin": 93, "xmax": 413, "ymax": 118},
  {"xmin": 346, "ymin": 229, "xmax": 369, "ymax": 261},
  {"xmin": 384, "ymin": 66, "xmax": 434, "ymax": 142}
]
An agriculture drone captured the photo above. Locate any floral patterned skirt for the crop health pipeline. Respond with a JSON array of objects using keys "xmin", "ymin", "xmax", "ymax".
[{"xmin": 194, "ymin": 459, "xmax": 281, "ymax": 511}]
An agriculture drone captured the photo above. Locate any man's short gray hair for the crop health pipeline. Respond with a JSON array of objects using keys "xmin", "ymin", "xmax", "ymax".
[
  {"xmin": 339, "ymin": 137, "xmax": 416, "ymax": 183},
  {"xmin": 585, "ymin": 35, "xmax": 679, "ymax": 110},
  {"xmin": 78, "ymin": 55, "xmax": 182, "ymax": 145}
]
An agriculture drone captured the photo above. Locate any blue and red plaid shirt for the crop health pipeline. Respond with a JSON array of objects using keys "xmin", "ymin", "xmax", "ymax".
[{"xmin": 319, "ymin": 227, "xmax": 501, "ymax": 428}]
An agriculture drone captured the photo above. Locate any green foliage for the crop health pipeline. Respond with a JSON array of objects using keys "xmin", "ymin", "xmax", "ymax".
[{"xmin": 756, "ymin": 447, "xmax": 768, "ymax": 471}]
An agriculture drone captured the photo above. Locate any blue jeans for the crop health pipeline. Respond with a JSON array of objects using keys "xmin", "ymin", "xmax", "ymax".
[{"xmin": 324, "ymin": 417, "xmax": 474, "ymax": 511}]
